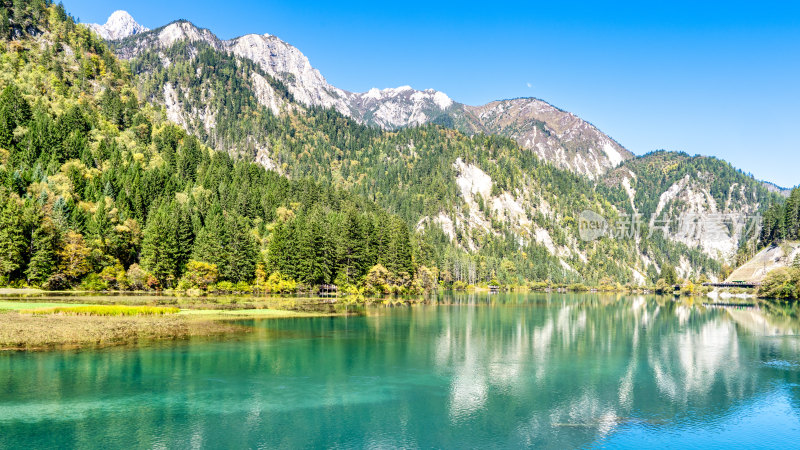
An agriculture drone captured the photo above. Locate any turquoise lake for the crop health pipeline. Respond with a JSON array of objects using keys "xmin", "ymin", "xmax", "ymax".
[{"xmin": 2, "ymin": 293, "xmax": 800, "ymax": 448}]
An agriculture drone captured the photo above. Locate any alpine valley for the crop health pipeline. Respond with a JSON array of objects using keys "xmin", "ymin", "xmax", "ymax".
[{"xmin": 0, "ymin": 2, "xmax": 796, "ymax": 294}]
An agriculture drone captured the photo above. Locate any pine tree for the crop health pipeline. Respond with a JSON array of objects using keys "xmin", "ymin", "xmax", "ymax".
[
  {"xmin": 26, "ymin": 216, "xmax": 59, "ymax": 284},
  {"xmin": 266, "ymin": 219, "xmax": 294, "ymax": 278},
  {"xmin": 0, "ymin": 197, "xmax": 25, "ymax": 281},
  {"xmin": 382, "ymin": 217, "xmax": 414, "ymax": 276},
  {"xmin": 88, "ymin": 199, "xmax": 111, "ymax": 249},
  {"xmin": 0, "ymin": 8, "xmax": 9, "ymax": 40},
  {"xmin": 223, "ymin": 214, "xmax": 257, "ymax": 282},
  {"xmin": 174, "ymin": 202, "xmax": 194, "ymax": 273},
  {"xmin": 141, "ymin": 203, "xmax": 179, "ymax": 286},
  {"xmin": 192, "ymin": 204, "xmax": 227, "ymax": 272},
  {"xmin": 338, "ymin": 209, "xmax": 367, "ymax": 283},
  {"xmin": 661, "ymin": 263, "xmax": 678, "ymax": 285},
  {"xmin": 0, "ymin": 83, "xmax": 31, "ymax": 149}
]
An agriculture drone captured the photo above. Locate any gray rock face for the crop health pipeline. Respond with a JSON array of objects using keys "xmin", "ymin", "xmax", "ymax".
[
  {"xmin": 102, "ymin": 11, "xmax": 633, "ymax": 178},
  {"xmin": 459, "ymin": 99, "xmax": 634, "ymax": 179},
  {"xmin": 86, "ymin": 10, "xmax": 148, "ymax": 41}
]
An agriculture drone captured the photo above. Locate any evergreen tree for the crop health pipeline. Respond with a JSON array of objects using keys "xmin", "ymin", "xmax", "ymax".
[
  {"xmin": 266, "ymin": 219, "xmax": 295, "ymax": 278},
  {"xmin": 337, "ymin": 209, "xmax": 367, "ymax": 283},
  {"xmin": 661, "ymin": 263, "xmax": 678, "ymax": 285},
  {"xmin": 222, "ymin": 213, "xmax": 257, "ymax": 282},
  {"xmin": 0, "ymin": 8, "xmax": 9, "ymax": 40},
  {"xmin": 174, "ymin": 202, "xmax": 194, "ymax": 274},
  {"xmin": 0, "ymin": 83, "xmax": 31, "ymax": 148},
  {"xmin": 26, "ymin": 216, "xmax": 59, "ymax": 284},
  {"xmin": 0, "ymin": 196, "xmax": 25, "ymax": 281},
  {"xmin": 382, "ymin": 217, "xmax": 414, "ymax": 276},
  {"xmin": 141, "ymin": 202, "xmax": 179, "ymax": 286},
  {"xmin": 88, "ymin": 199, "xmax": 111, "ymax": 248},
  {"xmin": 192, "ymin": 204, "xmax": 226, "ymax": 271}
]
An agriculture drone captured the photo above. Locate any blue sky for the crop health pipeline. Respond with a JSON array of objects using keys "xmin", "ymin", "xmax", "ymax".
[{"xmin": 65, "ymin": 0, "xmax": 799, "ymax": 188}]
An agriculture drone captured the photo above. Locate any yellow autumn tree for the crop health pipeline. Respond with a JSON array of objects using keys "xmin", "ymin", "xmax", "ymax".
[{"xmin": 58, "ymin": 231, "xmax": 91, "ymax": 281}]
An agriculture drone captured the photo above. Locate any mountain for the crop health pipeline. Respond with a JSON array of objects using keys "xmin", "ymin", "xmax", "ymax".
[
  {"xmin": 761, "ymin": 180, "xmax": 792, "ymax": 197},
  {"xmin": 86, "ymin": 10, "xmax": 148, "ymax": 40},
  {"xmin": 92, "ymin": 15, "xmax": 736, "ymax": 285},
  {"xmin": 104, "ymin": 14, "xmax": 631, "ymax": 178},
  {"xmin": 602, "ymin": 151, "xmax": 778, "ymax": 264},
  {"xmin": 71, "ymin": 10, "xmax": 792, "ymax": 286},
  {"xmin": 0, "ymin": 1, "xmax": 417, "ymax": 292},
  {"xmin": 457, "ymin": 98, "xmax": 632, "ymax": 178}
]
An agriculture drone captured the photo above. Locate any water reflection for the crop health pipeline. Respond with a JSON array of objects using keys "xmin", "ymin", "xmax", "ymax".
[{"xmin": 1, "ymin": 293, "xmax": 799, "ymax": 448}]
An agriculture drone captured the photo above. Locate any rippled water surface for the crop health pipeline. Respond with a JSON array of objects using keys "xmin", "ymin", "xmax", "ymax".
[{"xmin": 2, "ymin": 293, "xmax": 800, "ymax": 448}]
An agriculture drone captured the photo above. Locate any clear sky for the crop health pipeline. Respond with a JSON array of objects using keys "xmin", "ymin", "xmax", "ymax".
[{"xmin": 64, "ymin": 0, "xmax": 799, "ymax": 188}]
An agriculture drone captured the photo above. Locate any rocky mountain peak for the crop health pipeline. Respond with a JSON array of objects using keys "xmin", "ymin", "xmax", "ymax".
[
  {"xmin": 107, "ymin": 15, "xmax": 634, "ymax": 178},
  {"xmin": 225, "ymin": 33, "xmax": 352, "ymax": 115},
  {"xmin": 87, "ymin": 10, "xmax": 148, "ymax": 41}
]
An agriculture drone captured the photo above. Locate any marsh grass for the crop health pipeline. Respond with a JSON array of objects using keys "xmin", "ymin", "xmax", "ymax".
[
  {"xmin": 0, "ymin": 313, "xmax": 243, "ymax": 350},
  {"xmin": 0, "ymin": 294, "xmax": 349, "ymax": 351},
  {"xmin": 24, "ymin": 305, "xmax": 180, "ymax": 316}
]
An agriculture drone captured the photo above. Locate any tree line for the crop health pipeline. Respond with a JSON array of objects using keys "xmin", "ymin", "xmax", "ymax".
[{"xmin": 0, "ymin": 1, "xmax": 420, "ymax": 293}]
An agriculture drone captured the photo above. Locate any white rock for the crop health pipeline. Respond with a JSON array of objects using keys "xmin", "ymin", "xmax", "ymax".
[{"xmin": 87, "ymin": 10, "xmax": 148, "ymax": 40}]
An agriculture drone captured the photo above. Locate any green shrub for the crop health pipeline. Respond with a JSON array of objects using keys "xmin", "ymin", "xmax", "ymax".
[
  {"xmin": 43, "ymin": 273, "xmax": 70, "ymax": 291},
  {"xmin": 758, "ymin": 268, "xmax": 800, "ymax": 299},
  {"xmin": 452, "ymin": 280, "xmax": 468, "ymax": 291},
  {"xmin": 235, "ymin": 281, "xmax": 252, "ymax": 293},
  {"xmin": 568, "ymin": 283, "xmax": 589, "ymax": 292},
  {"xmin": 180, "ymin": 260, "xmax": 219, "ymax": 290},
  {"xmin": 264, "ymin": 272, "xmax": 298, "ymax": 294},
  {"xmin": 216, "ymin": 281, "xmax": 235, "ymax": 293},
  {"xmin": 80, "ymin": 273, "xmax": 109, "ymax": 292}
]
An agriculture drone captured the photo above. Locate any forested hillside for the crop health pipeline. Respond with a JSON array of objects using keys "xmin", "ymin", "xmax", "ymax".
[
  {"xmin": 117, "ymin": 27, "xmax": 728, "ymax": 285},
  {"xmin": 602, "ymin": 151, "xmax": 779, "ymax": 265},
  {"xmin": 759, "ymin": 187, "xmax": 800, "ymax": 246},
  {"xmin": 0, "ymin": 1, "xmax": 418, "ymax": 292},
  {"xmin": 2, "ymin": 2, "xmax": 784, "ymax": 294}
]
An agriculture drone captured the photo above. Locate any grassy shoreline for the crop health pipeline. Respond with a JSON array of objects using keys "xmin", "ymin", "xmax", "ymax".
[
  {"xmin": 0, "ymin": 287, "xmax": 768, "ymax": 352},
  {"xmin": 0, "ymin": 294, "xmax": 353, "ymax": 352}
]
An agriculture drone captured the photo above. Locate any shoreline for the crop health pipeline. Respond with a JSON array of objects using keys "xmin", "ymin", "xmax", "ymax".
[
  {"xmin": 0, "ymin": 288, "xmax": 768, "ymax": 352},
  {"xmin": 0, "ymin": 295, "xmax": 354, "ymax": 352}
]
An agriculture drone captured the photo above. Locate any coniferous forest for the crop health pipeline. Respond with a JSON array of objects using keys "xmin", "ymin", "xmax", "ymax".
[
  {"xmin": 0, "ymin": 1, "xmax": 422, "ymax": 294},
  {"xmin": 0, "ymin": 1, "xmax": 794, "ymax": 295}
]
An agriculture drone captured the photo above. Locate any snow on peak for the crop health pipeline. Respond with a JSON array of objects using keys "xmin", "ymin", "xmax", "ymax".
[
  {"xmin": 87, "ymin": 10, "xmax": 148, "ymax": 40},
  {"xmin": 364, "ymin": 88, "xmax": 382, "ymax": 100},
  {"xmin": 433, "ymin": 91, "xmax": 453, "ymax": 109}
]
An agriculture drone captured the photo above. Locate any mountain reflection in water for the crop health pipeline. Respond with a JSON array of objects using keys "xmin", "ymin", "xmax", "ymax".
[{"xmin": 1, "ymin": 293, "xmax": 799, "ymax": 448}]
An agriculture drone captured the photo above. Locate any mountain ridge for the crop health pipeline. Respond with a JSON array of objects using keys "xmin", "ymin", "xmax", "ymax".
[
  {"xmin": 82, "ymin": 10, "xmax": 785, "ymax": 281},
  {"xmin": 96, "ymin": 12, "xmax": 633, "ymax": 178}
]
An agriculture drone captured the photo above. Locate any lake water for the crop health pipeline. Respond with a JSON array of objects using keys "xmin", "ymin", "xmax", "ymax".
[{"xmin": 2, "ymin": 293, "xmax": 800, "ymax": 448}]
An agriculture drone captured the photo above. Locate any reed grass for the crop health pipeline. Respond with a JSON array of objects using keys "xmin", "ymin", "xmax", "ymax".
[
  {"xmin": 25, "ymin": 305, "xmax": 180, "ymax": 316},
  {"xmin": 0, "ymin": 313, "xmax": 242, "ymax": 350}
]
